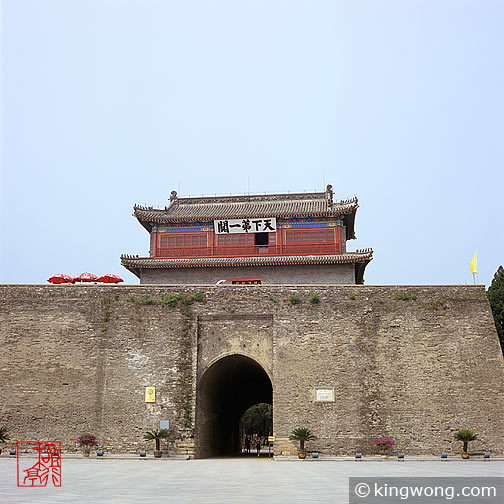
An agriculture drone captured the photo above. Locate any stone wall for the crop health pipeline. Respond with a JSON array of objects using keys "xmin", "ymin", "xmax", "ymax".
[
  {"xmin": 140, "ymin": 263, "xmax": 356, "ymax": 285},
  {"xmin": 0, "ymin": 284, "xmax": 502, "ymax": 457}
]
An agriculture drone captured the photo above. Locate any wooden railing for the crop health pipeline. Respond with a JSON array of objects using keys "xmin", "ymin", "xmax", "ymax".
[{"xmin": 155, "ymin": 243, "xmax": 341, "ymax": 258}]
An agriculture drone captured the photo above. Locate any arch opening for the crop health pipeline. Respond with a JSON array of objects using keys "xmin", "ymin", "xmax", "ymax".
[{"xmin": 195, "ymin": 354, "xmax": 272, "ymax": 458}]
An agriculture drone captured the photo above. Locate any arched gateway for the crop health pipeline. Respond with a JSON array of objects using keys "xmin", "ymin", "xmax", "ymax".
[{"xmin": 195, "ymin": 354, "xmax": 272, "ymax": 458}]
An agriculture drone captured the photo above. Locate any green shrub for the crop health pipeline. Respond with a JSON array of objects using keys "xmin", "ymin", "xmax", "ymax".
[
  {"xmin": 349, "ymin": 294, "xmax": 356, "ymax": 300},
  {"xmin": 161, "ymin": 293, "xmax": 180, "ymax": 306},
  {"xmin": 128, "ymin": 295, "xmax": 154, "ymax": 305},
  {"xmin": 394, "ymin": 293, "xmax": 412, "ymax": 301},
  {"xmin": 308, "ymin": 294, "xmax": 320, "ymax": 304},
  {"xmin": 140, "ymin": 295, "xmax": 154, "ymax": 305},
  {"xmin": 192, "ymin": 291, "xmax": 205, "ymax": 302},
  {"xmin": 289, "ymin": 295, "xmax": 301, "ymax": 305}
]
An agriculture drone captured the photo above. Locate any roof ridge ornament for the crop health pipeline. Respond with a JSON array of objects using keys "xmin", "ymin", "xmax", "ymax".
[
  {"xmin": 165, "ymin": 191, "xmax": 178, "ymax": 211},
  {"xmin": 338, "ymin": 196, "xmax": 358, "ymax": 205},
  {"xmin": 326, "ymin": 184, "xmax": 334, "ymax": 208}
]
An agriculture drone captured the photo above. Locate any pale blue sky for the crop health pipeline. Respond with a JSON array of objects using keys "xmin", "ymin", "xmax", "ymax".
[{"xmin": 1, "ymin": 0, "xmax": 502, "ymax": 286}]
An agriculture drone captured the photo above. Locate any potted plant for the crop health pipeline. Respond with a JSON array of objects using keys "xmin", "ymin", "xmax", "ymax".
[
  {"xmin": 289, "ymin": 428, "xmax": 316, "ymax": 459},
  {"xmin": 77, "ymin": 433, "xmax": 98, "ymax": 457},
  {"xmin": 373, "ymin": 438, "xmax": 395, "ymax": 459},
  {"xmin": 0, "ymin": 426, "xmax": 9, "ymax": 454},
  {"xmin": 454, "ymin": 429, "xmax": 478, "ymax": 459},
  {"xmin": 144, "ymin": 428, "xmax": 170, "ymax": 458}
]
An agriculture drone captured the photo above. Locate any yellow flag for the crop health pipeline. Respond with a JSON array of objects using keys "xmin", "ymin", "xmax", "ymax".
[{"xmin": 469, "ymin": 252, "xmax": 477, "ymax": 274}]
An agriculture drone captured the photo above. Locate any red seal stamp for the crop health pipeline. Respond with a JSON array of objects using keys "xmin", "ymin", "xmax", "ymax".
[{"xmin": 17, "ymin": 441, "xmax": 62, "ymax": 487}]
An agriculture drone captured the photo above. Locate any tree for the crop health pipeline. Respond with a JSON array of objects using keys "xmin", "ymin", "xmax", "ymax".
[
  {"xmin": 454, "ymin": 428, "xmax": 478, "ymax": 454},
  {"xmin": 144, "ymin": 428, "xmax": 170, "ymax": 452},
  {"xmin": 289, "ymin": 427, "xmax": 317, "ymax": 453},
  {"xmin": 241, "ymin": 403, "xmax": 272, "ymax": 439},
  {"xmin": 487, "ymin": 266, "xmax": 504, "ymax": 355}
]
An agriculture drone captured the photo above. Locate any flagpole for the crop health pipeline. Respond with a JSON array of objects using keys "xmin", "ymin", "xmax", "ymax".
[{"xmin": 470, "ymin": 252, "xmax": 478, "ymax": 284}]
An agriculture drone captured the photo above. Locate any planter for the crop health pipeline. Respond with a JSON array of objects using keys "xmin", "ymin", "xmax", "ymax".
[
  {"xmin": 461, "ymin": 452, "xmax": 470, "ymax": 459},
  {"xmin": 297, "ymin": 452, "xmax": 306, "ymax": 459},
  {"xmin": 154, "ymin": 450, "xmax": 162, "ymax": 458},
  {"xmin": 82, "ymin": 450, "xmax": 91, "ymax": 458},
  {"xmin": 312, "ymin": 452, "xmax": 319, "ymax": 459}
]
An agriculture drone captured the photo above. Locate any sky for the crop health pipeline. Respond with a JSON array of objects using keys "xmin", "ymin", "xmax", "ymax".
[{"xmin": 1, "ymin": 0, "xmax": 503, "ymax": 287}]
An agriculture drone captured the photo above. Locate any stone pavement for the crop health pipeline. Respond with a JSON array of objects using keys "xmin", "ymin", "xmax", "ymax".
[{"xmin": 1, "ymin": 456, "xmax": 503, "ymax": 503}]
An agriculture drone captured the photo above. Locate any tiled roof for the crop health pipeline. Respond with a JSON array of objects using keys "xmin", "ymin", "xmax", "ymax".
[
  {"xmin": 121, "ymin": 250, "xmax": 373, "ymax": 273},
  {"xmin": 133, "ymin": 187, "xmax": 358, "ymax": 224}
]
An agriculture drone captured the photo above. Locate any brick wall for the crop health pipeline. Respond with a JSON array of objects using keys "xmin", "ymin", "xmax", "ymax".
[
  {"xmin": 140, "ymin": 263, "xmax": 356, "ymax": 285},
  {"xmin": 0, "ymin": 284, "xmax": 502, "ymax": 457}
]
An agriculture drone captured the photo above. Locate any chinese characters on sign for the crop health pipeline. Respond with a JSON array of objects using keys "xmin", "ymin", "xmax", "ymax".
[
  {"xmin": 145, "ymin": 387, "xmax": 156, "ymax": 403},
  {"xmin": 17, "ymin": 441, "xmax": 61, "ymax": 487},
  {"xmin": 214, "ymin": 217, "xmax": 277, "ymax": 234},
  {"xmin": 315, "ymin": 389, "xmax": 335, "ymax": 402}
]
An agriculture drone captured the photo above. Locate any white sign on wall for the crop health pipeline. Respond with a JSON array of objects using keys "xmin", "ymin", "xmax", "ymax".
[
  {"xmin": 315, "ymin": 388, "xmax": 335, "ymax": 402},
  {"xmin": 214, "ymin": 217, "xmax": 277, "ymax": 234}
]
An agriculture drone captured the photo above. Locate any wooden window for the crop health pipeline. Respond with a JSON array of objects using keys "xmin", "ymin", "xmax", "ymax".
[
  {"xmin": 285, "ymin": 228, "xmax": 337, "ymax": 244},
  {"xmin": 217, "ymin": 234, "xmax": 253, "ymax": 246},
  {"xmin": 159, "ymin": 233, "xmax": 207, "ymax": 248},
  {"xmin": 269, "ymin": 233, "xmax": 276, "ymax": 244}
]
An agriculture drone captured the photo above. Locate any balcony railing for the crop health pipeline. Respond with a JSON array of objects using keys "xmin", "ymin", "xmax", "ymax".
[{"xmin": 155, "ymin": 243, "xmax": 341, "ymax": 258}]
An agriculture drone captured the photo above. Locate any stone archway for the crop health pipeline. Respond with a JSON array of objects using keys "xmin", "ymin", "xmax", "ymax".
[{"xmin": 195, "ymin": 354, "xmax": 272, "ymax": 458}]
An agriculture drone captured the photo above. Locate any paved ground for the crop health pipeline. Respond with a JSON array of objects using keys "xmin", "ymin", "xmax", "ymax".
[{"xmin": 1, "ymin": 456, "xmax": 502, "ymax": 503}]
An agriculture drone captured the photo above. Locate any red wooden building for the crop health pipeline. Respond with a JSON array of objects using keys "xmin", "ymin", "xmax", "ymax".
[{"xmin": 121, "ymin": 185, "xmax": 373, "ymax": 284}]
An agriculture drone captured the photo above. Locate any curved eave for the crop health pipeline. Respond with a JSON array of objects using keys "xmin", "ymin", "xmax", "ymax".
[
  {"xmin": 120, "ymin": 251, "xmax": 373, "ymax": 278},
  {"xmin": 133, "ymin": 206, "xmax": 359, "ymax": 237}
]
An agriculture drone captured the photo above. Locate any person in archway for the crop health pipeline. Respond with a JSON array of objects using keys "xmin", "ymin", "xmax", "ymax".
[
  {"xmin": 256, "ymin": 437, "xmax": 261, "ymax": 457},
  {"xmin": 245, "ymin": 436, "xmax": 251, "ymax": 454}
]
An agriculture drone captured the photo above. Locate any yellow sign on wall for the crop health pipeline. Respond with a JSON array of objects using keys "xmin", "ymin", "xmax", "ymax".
[{"xmin": 145, "ymin": 387, "xmax": 156, "ymax": 403}]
